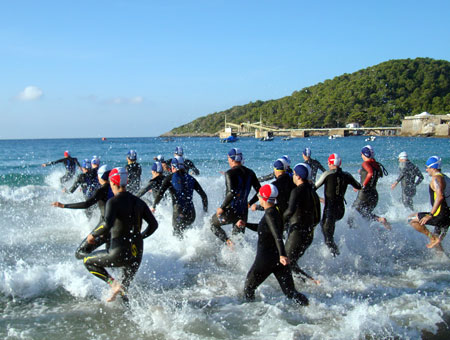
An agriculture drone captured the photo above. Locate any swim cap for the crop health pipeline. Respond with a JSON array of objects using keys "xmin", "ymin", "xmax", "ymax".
[
  {"xmin": 98, "ymin": 164, "xmax": 112, "ymax": 181},
  {"xmin": 273, "ymin": 159, "xmax": 285, "ymax": 171},
  {"xmin": 293, "ymin": 163, "xmax": 309, "ymax": 180},
  {"xmin": 398, "ymin": 152, "xmax": 408, "ymax": 160},
  {"xmin": 328, "ymin": 153, "xmax": 342, "ymax": 167},
  {"xmin": 127, "ymin": 150, "xmax": 137, "ymax": 161},
  {"xmin": 361, "ymin": 145, "xmax": 374, "ymax": 158},
  {"xmin": 152, "ymin": 161, "xmax": 163, "ymax": 173},
  {"xmin": 91, "ymin": 155, "xmax": 100, "ymax": 166},
  {"xmin": 228, "ymin": 148, "xmax": 243, "ymax": 162},
  {"xmin": 259, "ymin": 184, "xmax": 278, "ymax": 203},
  {"xmin": 281, "ymin": 155, "xmax": 291, "ymax": 166},
  {"xmin": 174, "ymin": 146, "xmax": 184, "ymax": 156},
  {"xmin": 154, "ymin": 154, "xmax": 165, "ymax": 163},
  {"xmin": 303, "ymin": 148, "xmax": 311, "ymax": 157},
  {"xmin": 426, "ymin": 156, "xmax": 441, "ymax": 169},
  {"xmin": 64, "ymin": 150, "xmax": 70, "ymax": 157},
  {"xmin": 171, "ymin": 156, "xmax": 185, "ymax": 170},
  {"xmin": 81, "ymin": 159, "xmax": 92, "ymax": 169},
  {"xmin": 109, "ymin": 167, "xmax": 128, "ymax": 186}
]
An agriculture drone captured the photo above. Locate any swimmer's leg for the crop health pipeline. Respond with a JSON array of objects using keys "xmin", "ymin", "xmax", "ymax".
[
  {"xmin": 273, "ymin": 264, "xmax": 309, "ymax": 306},
  {"xmin": 244, "ymin": 261, "xmax": 271, "ymax": 301}
]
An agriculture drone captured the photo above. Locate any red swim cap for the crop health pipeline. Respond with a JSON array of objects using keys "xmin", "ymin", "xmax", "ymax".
[
  {"xmin": 258, "ymin": 184, "xmax": 278, "ymax": 202},
  {"xmin": 109, "ymin": 167, "xmax": 128, "ymax": 186},
  {"xmin": 328, "ymin": 153, "xmax": 342, "ymax": 167}
]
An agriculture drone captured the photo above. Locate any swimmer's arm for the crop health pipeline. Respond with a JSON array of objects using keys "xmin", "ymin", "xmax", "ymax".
[
  {"xmin": 220, "ymin": 172, "xmax": 235, "ymax": 209},
  {"xmin": 141, "ymin": 204, "xmax": 158, "ymax": 238},
  {"xmin": 244, "ymin": 221, "xmax": 258, "ymax": 232},
  {"xmin": 314, "ymin": 171, "xmax": 328, "ymax": 190},
  {"xmin": 194, "ymin": 179, "xmax": 208, "ymax": 212},
  {"xmin": 152, "ymin": 176, "xmax": 171, "ymax": 209},
  {"xmin": 346, "ymin": 172, "xmax": 362, "ymax": 190},
  {"xmin": 415, "ymin": 167, "xmax": 424, "ymax": 185},
  {"xmin": 430, "ymin": 176, "xmax": 445, "ymax": 215},
  {"xmin": 63, "ymin": 186, "xmax": 103, "ymax": 209},
  {"xmin": 92, "ymin": 200, "xmax": 115, "ymax": 237},
  {"xmin": 316, "ymin": 160, "xmax": 326, "ymax": 172},
  {"xmin": 136, "ymin": 182, "xmax": 152, "ymax": 198},
  {"xmin": 283, "ymin": 189, "xmax": 297, "ymax": 222},
  {"xmin": 247, "ymin": 172, "xmax": 261, "ymax": 206},
  {"xmin": 257, "ymin": 173, "xmax": 274, "ymax": 183},
  {"xmin": 361, "ymin": 161, "xmax": 374, "ymax": 187}
]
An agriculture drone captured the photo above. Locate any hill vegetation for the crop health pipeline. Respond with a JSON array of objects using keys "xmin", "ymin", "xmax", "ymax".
[{"xmin": 168, "ymin": 58, "xmax": 450, "ymax": 135}]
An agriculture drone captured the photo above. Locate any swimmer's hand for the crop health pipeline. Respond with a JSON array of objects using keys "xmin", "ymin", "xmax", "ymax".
[
  {"xmin": 216, "ymin": 207, "xmax": 224, "ymax": 217},
  {"xmin": 419, "ymin": 214, "xmax": 432, "ymax": 226},
  {"xmin": 52, "ymin": 202, "xmax": 64, "ymax": 208},
  {"xmin": 151, "ymin": 207, "xmax": 156, "ymax": 213},
  {"xmin": 87, "ymin": 234, "xmax": 96, "ymax": 244},
  {"xmin": 319, "ymin": 197, "xmax": 325, "ymax": 204},
  {"xmin": 250, "ymin": 204, "xmax": 257, "ymax": 211},
  {"xmin": 279, "ymin": 256, "xmax": 290, "ymax": 266},
  {"xmin": 42, "ymin": 163, "xmax": 47, "ymax": 167},
  {"xmin": 236, "ymin": 220, "xmax": 246, "ymax": 228},
  {"xmin": 226, "ymin": 239, "xmax": 234, "ymax": 249}
]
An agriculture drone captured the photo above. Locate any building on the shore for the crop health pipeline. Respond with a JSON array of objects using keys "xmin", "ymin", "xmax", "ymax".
[{"xmin": 401, "ymin": 112, "xmax": 450, "ymax": 137}]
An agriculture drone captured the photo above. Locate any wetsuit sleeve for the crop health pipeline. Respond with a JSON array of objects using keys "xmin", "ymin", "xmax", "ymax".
[
  {"xmin": 152, "ymin": 176, "xmax": 171, "ymax": 208},
  {"xmin": 345, "ymin": 172, "xmax": 362, "ymax": 190},
  {"xmin": 63, "ymin": 185, "xmax": 104, "ymax": 209},
  {"xmin": 283, "ymin": 188, "xmax": 298, "ymax": 222},
  {"xmin": 257, "ymin": 173, "xmax": 275, "ymax": 183},
  {"xmin": 220, "ymin": 171, "xmax": 235, "ymax": 209},
  {"xmin": 136, "ymin": 181, "xmax": 153, "ymax": 198},
  {"xmin": 194, "ymin": 179, "xmax": 208, "ymax": 212},
  {"xmin": 265, "ymin": 210, "xmax": 287, "ymax": 257},
  {"xmin": 395, "ymin": 167, "xmax": 406, "ymax": 183},
  {"xmin": 361, "ymin": 161, "xmax": 374, "ymax": 187},
  {"xmin": 140, "ymin": 202, "xmax": 159, "ymax": 239},
  {"xmin": 248, "ymin": 171, "xmax": 261, "ymax": 206},
  {"xmin": 91, "ymin": 199, "xmax": 115, "ymax": 237},
  {"xmin": 74, "ymin": 158, "xmax": 81, "ymax": 167},
  {"xmin": 316, "ymin": 160, "xmax": 326, "ymax": 173},
  {"xmin": 414, "ymin": 165, "xmax": 424, "ymax": 186},
  {"xmin": 315, "ymin": 171, "xmax": 328, "ymax": 189},
  {"xmin": 186, "ymin": 159, "xmax": 200, "ymax": 175},
  {"xmin": 244, "ymin": 222, "xmax": 258, "ymax": 232},
  {"xmin": 47, "ymin": 158, "xmax": 65, "ymax": 166}
]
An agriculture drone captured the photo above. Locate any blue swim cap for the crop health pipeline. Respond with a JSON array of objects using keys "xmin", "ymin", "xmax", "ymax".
[
  {"xmin": 98, "ymin": 164, "xmax": 112, "ymax": 180},
  {"xmin": 281, "ymin": 155, "xmax": 291, "ymax": 166},
  {"xmin": 81, "ymin": 159, "xmax": 91, "ymax": 169},
  {"xmin": 174, "ymin": 146, "xmax": 184, "ymax": 156},
  {"xmin": 228, "ymin": 148, "xmax": 243, "ymax": 162},
  {"xmin": 303, "ymin": 148, "xmax": 311, "ymax": 157},
  {"xmin": 361, "ymin": 145, "xmax": 374, "ymax": 158},
  {"xmin": 127, "ymin": 150, "xmax": 137, "ymax": 160},
  {"xmin": 426, "ymin": 156, "xmax": 441, "ymax": 169},
  {"xmin": 293, "ymin": 163, "xmax": 309, "ymax": 180},
  {"xmin": 91, "ymin": 155, "xmax": 100, "ymax": 166},
  {"xmin": 273, "ymin": 159, "xmax": 285, "ymax": 171},
  {"xmin": 152, "ymin": 161, "xmax": 163, "ymax": 173},
  {"xmin": 171, "ymin": 156, "xmax": 185, "ymax": 170}
]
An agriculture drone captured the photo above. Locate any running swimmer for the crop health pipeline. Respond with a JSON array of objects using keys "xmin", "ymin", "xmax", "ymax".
[
  {"xmin": 391, "ymin": 151, "xmax": 424, "ymax": 210},
  {"xmin": 67, "ymin": 159, "xmax": 100, "ymax": 199},
  {"xmin": 42, "ymin": 150, "xmax": 81, "ymax": 184},
  {"xmin": 126, "ymin": 150, "xmax": 142, "ymax": 194},
  {"xmin": 84, "ymin": 167, "xmax": 158, "ymax": 302},
  {"xmin": 409, "ymin": 156, "xmax": 449, "ymax": 251},
  {"xmin": 210, "ymin": 148, "xmax": 260, "ymax": 246},
  {"xmin": 302, "ymin": 148, "xmax": 325, "ymax": 183},
  {"xmin": 348, "ymin": 145, "xmax": 391, "ymax": 230},
  {"xmin": 152, "ymin": 156, "xmax": 208, "ymax": 238},
  {"xmin": 315, "ymin": 153, "xmax": 361, "ymax": 256},
  {"xmin": 257, "ymin": 155, "xmax": 293, "ymax": 183},
  {"xmin": 165, "ymin": 146, "xmax": 200, "ymax": 176},
  {"xmin": 136, "ymin": 161, "xmax": 166, "ymax": 202},
  {"xmin": 239, "ymin": 184, "xmax": 309, "ymax": 305}
]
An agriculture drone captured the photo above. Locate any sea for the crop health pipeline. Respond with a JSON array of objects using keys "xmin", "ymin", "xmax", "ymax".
[{"xmin": 0, "ymin": 136, "xmax": 449, "ymax": 340}]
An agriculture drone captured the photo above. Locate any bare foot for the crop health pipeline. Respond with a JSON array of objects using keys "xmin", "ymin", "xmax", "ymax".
[
  {"xmin": 426, "ymin": 235, "xmax": 441, "ymax": 249},
  {"xmin": 107, "ymin": 280, "xmax": 124, "ymax": 302},
  {"xmin": 378, "ymin": 217, "xmax": 391, "ymax": 230}
]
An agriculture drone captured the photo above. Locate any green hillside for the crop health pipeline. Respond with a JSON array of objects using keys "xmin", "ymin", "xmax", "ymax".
[{"xmin": 168, "ymin": 58, "xmax": 450, "ymax": 135}]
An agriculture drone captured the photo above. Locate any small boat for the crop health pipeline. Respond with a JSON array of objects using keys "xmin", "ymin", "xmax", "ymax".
[
  {"xmin": 282, "ymin": 136, "xmax": 292, "ymax": 141},
  {"xmin": 365, "ymin": 136, "xmax": 376, "ymax": 142},
  {"xmin": 162, "ymin": 137, "xmax": 174, "ymax": 142},
  {"xmin": 101, "ymin": 137, "xmax": 107, "ymax": 141},
  {"xmin": 221, "ymin": 135, "xmax": 238, "ymax": 143},
  {"xmin": 260, "ymin": 136, "xmax": 274, "ymax": 142}
]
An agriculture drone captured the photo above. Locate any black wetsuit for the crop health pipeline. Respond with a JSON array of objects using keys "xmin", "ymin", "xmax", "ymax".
[
  {"xmin": 210, "ymin": 165, "xmax": 261, "ymax": 243},
  {"xmin": 271, "ymin": 172, "xmax": 296, "ymax": 218},
  {"xmin": 68, "ymin": 168, "xmax": 100, "ymax": 218},
  {"xmin": 258, "ymin": 168, "xmax": 293, "ymax": 183},
  {"xmin": 63, "ymin": 183, "xmax": 114, "ymax": 259},
  {"xmin": 315, "ymin": 168, "xmax": 361, "ymax": 255},
  {"xmin": 244, "ymin": 206, "xmax": 309, "ymax": 305},
  {"xmin": 136, "ymin": 174, "xmax": 165, "ymax": 201},
  {"xmin": 283, "ymin": 181, "xmax": 315, "ymax": 274},
  {"xmin": 85, "ymin": 191, "xmax": 158, "ymax": 290},
  {"xmin": 304, "ymin": 158, "xmax": 325, "ymax": 183},
  {"xmin": 153, "ymin": 170, "xmax": 208, "ymax": 237},
  {"xmin": 351, "ymin": 159, "xmax": 383, "ymax": 222},
  {"xmin": 395, "ymin": 161, "xmax": 424, "ymax": 210},
  {"xmin": 166, "ymin": 158, "xmax": 200, "ymax": 175},
  {"xmin": 126, "ymin": 162, "xmax": 142, "ymax": 194},
  {"xmin": 46, "ymin": 156, "xmax": 81, "ymax": 183}
]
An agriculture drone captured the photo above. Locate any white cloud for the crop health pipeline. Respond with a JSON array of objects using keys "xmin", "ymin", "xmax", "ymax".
[
  {"xmin": 108, "ymin": 96, "xmax": 144, "ymax": 105},
  {"xmin": 130, "ymin": 96, "xmax": 143, "ymax": 104},
  {"xmin": 17, "ymin": 86, "xmax": 43, "ymax": 101}
]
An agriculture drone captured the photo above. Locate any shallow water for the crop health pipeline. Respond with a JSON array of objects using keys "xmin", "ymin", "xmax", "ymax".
[{"xmin": 0, "ymin": 136, "xmax": 449, "ymax": 339}]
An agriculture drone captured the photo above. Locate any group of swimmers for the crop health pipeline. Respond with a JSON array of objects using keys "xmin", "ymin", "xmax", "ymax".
[{"xmin": 43, "ymin": 145, "xmax": 449, "ymax": 304}]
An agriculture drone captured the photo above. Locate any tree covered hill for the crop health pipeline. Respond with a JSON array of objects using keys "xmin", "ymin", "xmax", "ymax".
[{"xmin": 167, "ymin": 58, "xmax": 450, "ymax": 135}]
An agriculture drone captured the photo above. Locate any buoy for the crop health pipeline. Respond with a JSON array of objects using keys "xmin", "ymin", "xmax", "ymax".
[{"xmin": 101, "ymin": 137, "xmax": 107, "ymax": 141}]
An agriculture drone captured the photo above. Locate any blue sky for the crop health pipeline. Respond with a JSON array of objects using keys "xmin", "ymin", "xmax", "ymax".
[{"xmin": 1, "ymin": 0, "xmax": 449, "ymax": 139}]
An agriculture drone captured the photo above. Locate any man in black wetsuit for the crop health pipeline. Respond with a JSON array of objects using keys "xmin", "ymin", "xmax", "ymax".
[
  {"xmin": 210, "ymin": 148, "xmax": 260, "ymax": 246},
  {"xmin": 391, "ymin": 151, "xmax": 424, "ymax": 210},
  {"xmin": 67, "ymin": 159, "xmax": 100, "ymax": 199},
  {"xmin": 42, "ymin": 150, "xmax": 81, "ymax": 184},
  {"xmin": 154, "ymin": 155, "xmax": 172, "ymax": 175},
  {"xmin": 152, "ymin": 156, "xmax": 208, "ymax": 238},
  {"xmin": 52, "ymin": 164, "xmax": 115, "ymax": 259},
  {"xmin": 302, "ymin": 148, "xmax": 325, "ymax": 183},
  {"xmin": 136, "ymin": 161, "xmax": 166, "ymax": 202},
  {"xmin": 257, "ymin": 155, "xmax": 293, "ymax": 183},
  {"xmin": 315, "ymin": 153, "xmax": 361, "ymax": 256},
  {"xmin": 239, "ymin": 184, "xmax": 308, "ymax": 305},
  {"xmin": 126, "ymin": 150, "xmax": 142, "ymax": 194},
  {"xmin": 165, "ymin": 146, "xmax": 200, "ymax": 176},
  {"xmin": 84, "ymin": 167, "xmax": 158, "ymax": 302},
  {"xmin": 284, "ymin": 163, "xmax": 319, "ymax": 275}
]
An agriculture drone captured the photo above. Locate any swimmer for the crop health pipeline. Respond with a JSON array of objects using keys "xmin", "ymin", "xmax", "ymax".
[
  {"xmin": 42, "ymin": 150, "xmax": 81, "ymax": 184},
  {"xmin": 165, "ymin": 146, "xmax": 200, "ymax": 176},
  {"xmin": 302, "ymin": 148, "xmax": 325, "ymax": 183},
  {"xmin": 126, "ymin": 150, "xmax": 142, "ymax": 194},
  {"xmin": 136, "ymin": 161, "xmax": 166, "ymax": 201}
]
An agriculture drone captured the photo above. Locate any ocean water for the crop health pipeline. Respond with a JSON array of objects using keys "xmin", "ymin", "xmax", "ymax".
[{"xmin": 0, "ymin": 136, "xmax": 449, "ymax": 340}]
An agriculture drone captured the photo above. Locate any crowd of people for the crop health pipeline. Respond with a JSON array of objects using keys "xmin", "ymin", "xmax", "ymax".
[{"xmin": 43, "ymin": 145, "xmax": 448, "ymax": 304}]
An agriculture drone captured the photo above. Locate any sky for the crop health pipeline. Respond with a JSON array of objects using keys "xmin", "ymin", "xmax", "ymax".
[{"xmin": 1, "ymin": 0, "xmax": 450, "ymax": 139}]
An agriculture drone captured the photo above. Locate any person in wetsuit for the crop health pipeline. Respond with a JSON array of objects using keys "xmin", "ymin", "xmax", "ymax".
[
  {"xmin": 52, "ymin": 164, "xmax": 115, "ymax": 259},
  {"xmin": 165, "ymin": 146, "xmax": 200, "ymax": 176},
  {"xmin": 348, "ymin": 145, "xmax": 391, "ymax": 230},
  {"xmin": 67, "ymin": 159, "xmax": 100, "ymax": 198},
  {"xmin": 152, "ymin": 156, "xmax": 208, "ymax": 238},
  {"xmin": 391, "ymin": 151, "xmax": 424, "ymax": 210},
  {"xmin": 257, "ymin": 155, "xmax": 293, "ymax": 183},
  {"xmin": 154, "ymin": 155, "xmax": 172, "ymax": 176},
  {"xmin": 210, "ymin": 148, "xmax": 260, "ymax": 246},
  {"xmin": 240, "ymin": 184, "xmax": 309, "ymax": 305},
  {"xmin": 409, "ymin": 156, "xmax": 450, "ymax": 252},
  {"xmin": 84, "ymin": 167, "xmax": 158, "ymax": 302},
  {"xmin": 136, "ymin": 161, "xmax": 166, "ymax": 202},
  {"xmin": 302, "ymin": 148, "xmax": 325, "ymax": 183},
  {"xmin": 126, "ymin": 150, "xmax": 142, "ymax": 194},
  {"xmin": 42, "ymin": 150, "xmax": 81, "ymax": 184},
  {"xmin": 284, "ymin": 163, "xmax": 319, "ymax": 275},
  {"xmin": 315, "ymin": 153, "xmax": 361, "ymax": 256}
]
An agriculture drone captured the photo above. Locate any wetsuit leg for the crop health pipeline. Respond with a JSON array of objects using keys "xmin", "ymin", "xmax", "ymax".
[
  {"xmin": 321, "ymin": 204, "xmax": 344, "ymax": 256},
  {"xmin": 285, "ymin": 226, "xmax": 314, "ymax": 274},
  {"xmin": 60, "ymin": 171, "xmax": 74, "ymax": 184},
  {"xmin": 244, "ymin": 258, "xmax": 273, "ymax": 301},
  {"xmin": 402, "ymin": 188, "xmax": 414, "ymax": 210},
  {"xmin": 210, "ymin": 210, "xmax": 240, "ymax": 243},
  {"xmin": 353, "ymin": 190, "xmax": 379, "ymax": 221},
  {"xmin": 75, "ymin": 221, "xmax": 109, "ymax": 259},
  {"xmin": 173, "ymin": 207, "xmax": 196, "ymax": 238},
  {"xmin": 83, "ymin": 249, "xmax": 117, "ymax": 283},
  {"xmin": 272, "ymin": 263, "xmax": 309, "ymax": 305}
]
